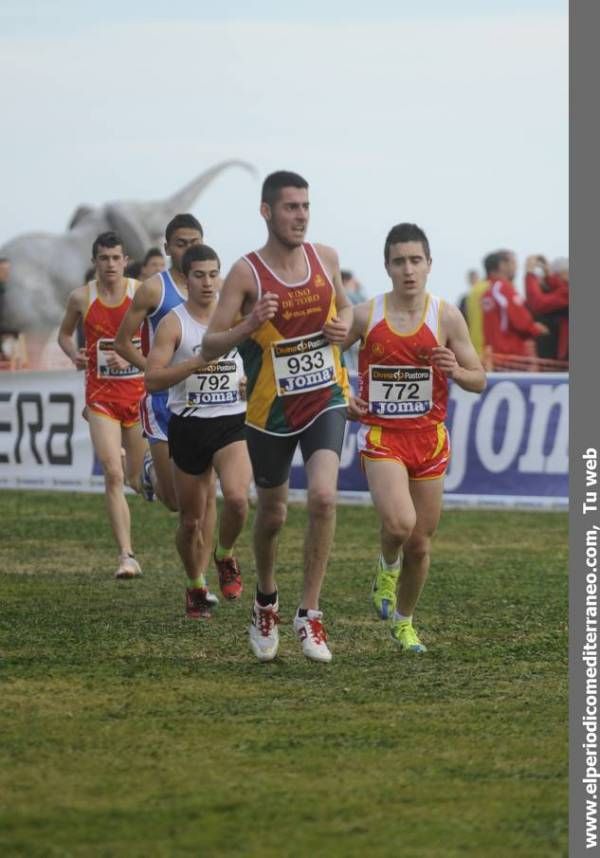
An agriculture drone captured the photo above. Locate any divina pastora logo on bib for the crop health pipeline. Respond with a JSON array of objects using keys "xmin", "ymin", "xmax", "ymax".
[{"xmin": 271, "ymin": 332, "xmax": 336, "ymax": 397}]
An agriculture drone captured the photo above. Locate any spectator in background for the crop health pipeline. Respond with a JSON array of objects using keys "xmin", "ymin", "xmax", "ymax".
[
  {"xmin": 0, "ymin": 257, "xmax": 26, "ymax": 366},
  {"xmin": 0, "ymin": 256, "xmax": 9, "ymax": 304},
  {"xmin": 458, "ymin": 268, "xmax": 479, "ymax": 315},
  {"xmin": 125, "ymin": 260, "xmax": 143, "ymax": 279},
  {"xmin": 458, "ymin": 268, "xmax": 487, "ymax": 358},
  {"xmin": 481, "ymin": 250, "xmax": 547, "ymax": 359},
  {"xmin": 525, "ymin": 255, "xmax": 569, "ymax": 361},
  {"xmin": 140, "ymin": 247, "xmax": 166, "ymax": 280},
  {"xmin": 0, "ymin": 256, "xmax": 10, "ymax": 331},
  {"xmin": 341, "ymin": 270, "xmax": 366, "ymax": 372},
  {"xmin": 341, "ymin": 269, "xmax": 366, "ymax": 306}
]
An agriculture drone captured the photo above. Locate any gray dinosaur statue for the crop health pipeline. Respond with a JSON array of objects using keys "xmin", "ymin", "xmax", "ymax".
[{"xmin": 0, "ymin": 159, "xmax": 255, "ymax": 330}]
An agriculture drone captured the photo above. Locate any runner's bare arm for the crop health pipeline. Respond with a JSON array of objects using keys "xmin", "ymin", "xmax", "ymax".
[
  {"xmin": 201, "ymin": 260, "xmax": 277, "ymax": 361},
  {"xmin": 343, "ymin": 301, "xmax": 370, "ymax": 419},
  {"xmin": 433, "ymin": 303, "xmax": 486, "ymax": 393},
  {"xmin": 145, "ymin": 312, "xmax": 204, "ymax": 392},
  {"xmin": 57, "ymin": 287, "xmax": 88, "ymax": 369},
  {"xmin": 341, "ymin": 300, "xmax": 370, "ymax": 351},
  {"xmin": 114, "ymin": 277, "xmax": 162, "ymax": 370},
  {"xmin": 316, "ymin": 244, "xmax": 353, "ymax": 343}
]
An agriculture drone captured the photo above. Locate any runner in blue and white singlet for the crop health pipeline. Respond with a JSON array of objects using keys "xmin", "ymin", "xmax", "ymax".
[{"xmin": 140, "ymin": 269, "xmax": 188, "ymax": 442}]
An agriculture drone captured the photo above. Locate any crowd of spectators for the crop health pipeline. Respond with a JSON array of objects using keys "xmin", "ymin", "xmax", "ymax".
[
  {"xmin": 0, "ymin": 256, "xmax": 28, "ymax": 368},
  {"xmin": 458, "ymin": 249, "xmax": 569, "ymax": 370}
]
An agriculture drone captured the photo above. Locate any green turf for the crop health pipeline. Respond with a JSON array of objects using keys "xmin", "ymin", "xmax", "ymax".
[{"xmin": 0, "ymin": 491, "xmax": 567, "ymax": 857}]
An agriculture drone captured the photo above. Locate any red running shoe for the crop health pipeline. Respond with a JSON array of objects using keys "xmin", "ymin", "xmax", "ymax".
[
  {"xmin": 214, "ymin": 553, "xmax": 243, "ymax": 600},
  {"xmin": 185, "ymin": 587, "xmax": 214, "ymax": 620}
]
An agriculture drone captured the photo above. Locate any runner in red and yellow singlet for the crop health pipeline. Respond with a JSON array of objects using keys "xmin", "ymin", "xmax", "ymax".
[
  {"xmin": 202, "ymin": 170, "xmax": 352, "ymax": 664},
  {"xmin": 345, "ymin": 223, "xmax": 486, "ymax": 653},
  {"xmin": 58, "ymin": 231, "xmax": 148, "ymax": 579},
  {"xmin": 84, "ymin": 276, "xmax": 144, "ymax": 426}
]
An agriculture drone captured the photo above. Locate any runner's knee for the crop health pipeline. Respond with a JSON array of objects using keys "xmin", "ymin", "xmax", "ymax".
[
  {"xmin": 403, "ymin": 533, "xmax": 431, "ymax": 563},
  {"xmin": 179, "ymin": 513, "xmax": 201, "ymax": 538},
  {"xmin": 256, "ymin": 498, "xmax": 287, "ymax": 536},
  {"xmin": 223, "ymin": 490, "xmax": 248, "ymax": 520},
  {"xmin": 382, "ymin": 510, "xmax": 416, "ymax": 545},
  {"xmin": 103, "ymin": 462, "xmax": 125, "ymax": 489},
  {"xmin": 307, "ymin": 485, "xmax": 337, "ymax": 518}
]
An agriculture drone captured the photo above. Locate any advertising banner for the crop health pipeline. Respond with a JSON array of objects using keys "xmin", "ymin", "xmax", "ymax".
[
  {"xmin": 0, "ymin": 370, "xmax": 568, "ymax": 507},
  {"xmin": 290, "ymin": 372, "xmax": 568, "ymax": 508},
  {"xmin": 0, "ymin": 370, "xmax": 104, "ymax": 492}
]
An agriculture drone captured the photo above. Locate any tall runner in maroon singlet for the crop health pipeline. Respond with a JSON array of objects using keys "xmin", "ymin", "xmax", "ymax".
[{"xmin": 202, "ymin": 171, "xmax": 352, "ymax": 663}]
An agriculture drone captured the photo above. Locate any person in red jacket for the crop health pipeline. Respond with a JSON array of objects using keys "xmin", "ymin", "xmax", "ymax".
[
  {"xmin": 525, "ymin": 255, "xmax": 569, "ymax": 361},
  {"xmin": 481, "ymin": 250, "xmax": 547, "ymax": 357}
]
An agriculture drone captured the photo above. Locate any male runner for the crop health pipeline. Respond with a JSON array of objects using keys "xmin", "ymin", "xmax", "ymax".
[
  {"xmin": 202, "ymin": 170, "xmax": 352, "ymax": 663},
  {"xmin": 114, "ymin": 215, "xmax": 222, "ymax": 600},
  {"xmin": 58, "ymin": 231, "xmax": 147, "ymax": 578},
  {"xmin": 145, "ymin": 245, "xmax": 250, "ymax": 618},
  {"xmin": 345, "ymin": 223, "xmax": 486, "ymax": 652},
  {"xmin": 140, "ymin": 247, "xmax": 165, "ymax": 280}
]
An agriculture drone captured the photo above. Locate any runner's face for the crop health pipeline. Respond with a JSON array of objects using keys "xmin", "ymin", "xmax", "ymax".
[
  {"xmin": 385, "ymin": 241, "xmax": 431, "ymax": 296},
  {"xmin": 186, "ymin": 260, "xmax": 221, "ymax": 307},
  {"xmin": 94, "ymin": 245, "xmax": 127, "ymax": 286},
  {"xmin": 263, "ymin": 187, "xmax": 309, "ymax": 248},
  {"xmin": 141, "ymin": 255, "xmax": 165, "ymax": 279},
  {"xmin": 165, "ymin": 229, "xmax": 203, "ymax": 272}
]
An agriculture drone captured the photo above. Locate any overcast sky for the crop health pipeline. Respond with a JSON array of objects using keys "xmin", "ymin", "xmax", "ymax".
[{"xmin": 0, "ymin": 0, "xmax": 567, "ymax": 305}]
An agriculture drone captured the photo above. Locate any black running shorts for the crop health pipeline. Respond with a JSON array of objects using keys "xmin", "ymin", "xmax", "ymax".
[
  {"xmin": 245, "ymin": 407, "xmax": 347, "ymax": 489},
  {"xmin": 168, "ymin": 411, "xmax": 246, "ymax": 475}
]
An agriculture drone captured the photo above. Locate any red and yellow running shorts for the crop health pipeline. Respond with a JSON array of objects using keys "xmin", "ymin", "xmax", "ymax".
[
  {"xmin": 356, "ymin": 422, "xmax": 450, "ymax": 480},
  {"xmin": 87, "ymin": 399, "xmax": 141, "ymax": 428}
]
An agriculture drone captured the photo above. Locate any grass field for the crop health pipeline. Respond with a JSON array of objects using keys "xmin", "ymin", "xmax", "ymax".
[{"xmin": 1, "ymin": 491, "xmax": 567, "ymax": 858}]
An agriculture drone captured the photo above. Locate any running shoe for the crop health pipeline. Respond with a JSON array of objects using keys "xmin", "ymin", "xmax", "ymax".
[
  {"xmin": 197, "ymin": 574, "xmax": 219, "ymax": 607},
  {"xmin": 293, "ymin": 610, "xmax": 332, "ymax": 663},
  {"xmin": 115, "ymin": 552, "xmax": 142, "ymax": 579},
  {"xmin": 214, "ymin": 552, "xmax": 243, "ymax": 600},
  {"xmin": 390, "ymin": 619, "xmax": 427, "ymax": 653},
  {"xmin": 249, "ymin": 601, "xmax": 280, "ymax": 662},
  {"xmin": 140, "ymin": 449, "xmax": 155, "ymax": 502},
  {"xmin": 186, "ymin": 587, "xmax": 215, "ymax": 620},
  {"xmin": 371, "ymin": 558, "xmax": 399, "ymax": 620}
]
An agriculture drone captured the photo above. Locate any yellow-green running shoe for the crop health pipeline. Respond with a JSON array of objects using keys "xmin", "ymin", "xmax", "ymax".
[
  {"xmin": 390, "ymin": 620, "xmax": 427, "ymax": 653},
  {"xmin": 371, "ymin": 559, "xmax": 399, "ymax": 620}
]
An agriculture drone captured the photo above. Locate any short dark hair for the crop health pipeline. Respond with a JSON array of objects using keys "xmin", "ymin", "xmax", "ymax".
[
  {"xmin": 125, "ymin": 260, "xmax": 142, "ymax": 279},
  {"xmin": 165, "ymin": 214, "xmax": 203, "ymax": 243},
  {"xmin": 143, "ymin": 247, "xmax": 163, "ymax": 264},
  {"xmin": 341, "ymin": 269, "xmax": 353, "ymax": 283},
  {"xmin": 261, "ymin": 170, "xmax": 308, "ymax": 206},
  {"xmin": 384, "ymin": 223, "xmax": 431, "ymax": 264},
  {"xmin": 182, "ymin": 244, "xmax": 220, "ymax": 277},
  {"xmin": 483, "ymin": 250, "xmax": 512, "ymax": 276},
  {"xmin": 92, "ymin": 231, "xmax": 124, "ymax": 259}
]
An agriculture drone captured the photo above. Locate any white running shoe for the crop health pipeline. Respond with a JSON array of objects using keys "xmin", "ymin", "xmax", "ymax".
[
  {"xmin": 249, "ymin": 601, "xmax": 280, "ymax": 662},
  {"xmin": 115, "ymin": 553, "xmax": 142, "ymax": 579},
  {"xmin": 293, "ymin": 610, "xmax": 332, "ymax": 663},
  {"xmin": 198, "ymin": 574, "xmax": 219, "ymax": 607}
]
